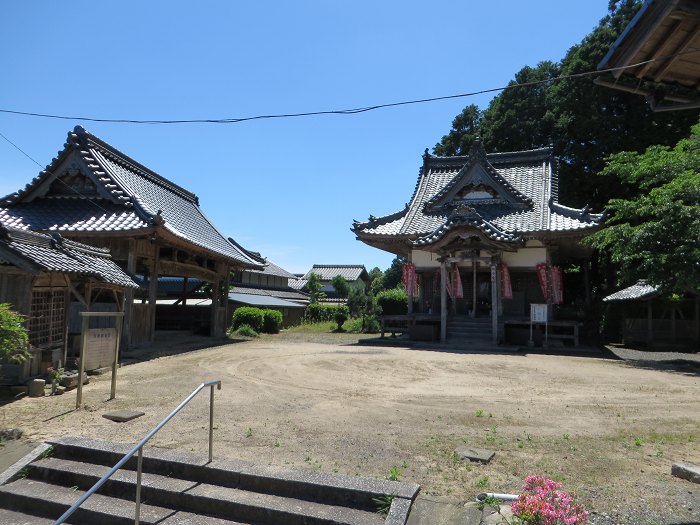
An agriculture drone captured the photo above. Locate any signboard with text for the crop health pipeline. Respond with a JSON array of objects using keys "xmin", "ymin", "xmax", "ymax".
[
  {"xmin": 531, "ymin": 304, "xmax": 548, "ymax": 323},
  {"xmin": 85, "ymin": 328, "xmax": 117, "ymax": 370}
]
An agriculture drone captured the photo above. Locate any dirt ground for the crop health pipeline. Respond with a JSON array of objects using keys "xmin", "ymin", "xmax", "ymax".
[{"xmin": 2, "ymin": 333, "xmax": 699, "ymax": 524}]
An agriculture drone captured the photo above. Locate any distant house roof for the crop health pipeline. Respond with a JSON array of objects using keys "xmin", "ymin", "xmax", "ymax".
[
  {"xmin": 0, "ymin": 224, "xmax": 138, "ymax": 289},
  {"xmin": 603, "ymin": 280, "xmax": 659, "ymax": 302},
  {"xmin": 303, "ymin": 264, "xmax": 369, "ymax": 282},
  {"xmin": 232, "ymin": 283, "xmax": 309, "ymax": 304},
  {"xmin": 0, "ymin": 126, "xmax": 262, "ymax": 268},
  {"xmin": 597, "ymin": 0, "xmax": 700, "ymax": 110},
  {"xmin": 288, "ymin": 277, "xmax": 308, "ymax": 291},
  {"xmin": 353, "ymin": 143, "xmax": 602, "ymax": 254},
  {"xmin": 248, "ymin": 259, "xmax": 297, "ymax": 280},
  {"xmin": 228, "ymin": 292, "xmax": 305, "ymax": 309}
]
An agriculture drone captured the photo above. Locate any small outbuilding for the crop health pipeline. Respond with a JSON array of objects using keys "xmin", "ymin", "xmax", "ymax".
[
  {"xmin": 603, "ymin": 280, "xmax": 699, "ymax": 349},
  {"xmin": 0, "ymin": 224, "xmax": 138, "ymax": 384}
]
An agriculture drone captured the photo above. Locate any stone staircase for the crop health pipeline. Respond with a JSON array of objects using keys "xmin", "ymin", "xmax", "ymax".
[
  {"xmin": 446, "ymin": 316, "xmax": 493, "ymax": 346},
  {"xmin": 0, "ymin": 436, "xmax": 419, "ymax": 525}
]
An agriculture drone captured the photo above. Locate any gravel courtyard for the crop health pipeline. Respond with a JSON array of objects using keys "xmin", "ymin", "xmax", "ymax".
[{"xmin": 2, "ymin": 333, "xmax": 699, "ymax": 524}]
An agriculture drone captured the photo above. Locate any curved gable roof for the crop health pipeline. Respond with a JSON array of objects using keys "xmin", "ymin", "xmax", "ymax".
[{"xmin": 2, "ymin": 127, "xmax": 262, "ymax": 268}]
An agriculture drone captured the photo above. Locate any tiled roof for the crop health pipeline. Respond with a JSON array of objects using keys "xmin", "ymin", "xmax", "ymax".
[
  {"xmin": 247, "ymin": 259, "xmax": 297, "ymax": 279},
  {"xmin": 288, "ymin": 277, "xmax": 308, "ymax": 291},
  {"xmin": 232, "ymin": 283, "xmax": 309, "ymax": 303},
  {"xmin": 353, "ymin": 144, "xmax": 602, "ymax": 247},
  {"xmin": 0, "ymin": 224, "xmax": 139, "ymax": 289},
  {"xmin": 603, "ymin": 281, "xmax": 659, "ymax": 302},
  {"xmin": 1, "ymin": 126, "xmax": 262, "ymax": 269},
  {"xmin": 303, "ymin": 264, "xmax": 369, "ymax": 282}
]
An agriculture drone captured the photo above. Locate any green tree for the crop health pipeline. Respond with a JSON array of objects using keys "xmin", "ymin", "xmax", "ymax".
[
  {"xmin": 330, "ymin": 275, "xmax": 350, "ymax": 299},
  {"xmin": 434, "ymin": 104, "xmax": 483, "ymax": 156},
  {"xmin": 347, "ymin": 283, "xmax": 367, "ymax": 319},
  {"xmin": 382, "ymin": 256, "xmax": 405, "ymax": 291},
  {"xmin": 433, "ymin": 0, "xmax": 696, "ymax": 209},
  {"xmin": 587, "ymin": 122, "xmax": 700, "ymax": 295},
  {"xmin": 368, "ymin": 266, "xmax": 384, "ymax": 294},
  {"xmin": 0, "ymin": 304, "xmax": 30, "ymax": 363},
  {"xmin": 306, "ymin": 273, "xmax": 325, "ymax": 304}
]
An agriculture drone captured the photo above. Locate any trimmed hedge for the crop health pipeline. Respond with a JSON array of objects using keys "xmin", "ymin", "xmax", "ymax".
[
  {"xmin": 262, "ymin": 309, "xmax": 283, "ymax": 334},
  {"xmin": 376, "ymin": 288, "xmax": 408, "ymax": 315},
  {"xmin": 304, "ymin": 303, "xmax": 349, "ymax": 323},
  {"xmin": 231, "ymin": 307, "xmax": 282, "ymax": 334}
]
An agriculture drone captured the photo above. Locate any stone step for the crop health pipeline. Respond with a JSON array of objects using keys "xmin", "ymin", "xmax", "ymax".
[
  {"xmin": 47, "ymin": 436, "xmax": 418, "ymax": 513},
  {"xmin": 0, "ymin": 478, "xmax": 250, "ymax": 525},
  {"xmin": 29, "ymin": 457, "xmax": 384, "ymax": 525},
  {"xmin": 0, "ymin": 508, "xmax": 57, "ymax": 525}
]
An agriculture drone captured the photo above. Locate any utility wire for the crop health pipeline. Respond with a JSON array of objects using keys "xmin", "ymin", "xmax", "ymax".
[
  {"xmin": 0, "ymin": 49, "xmax": 698, "ymax": 125},
  {"xmin": 0, "ymin": 129, "xmax": 114, "ymax": 216}
]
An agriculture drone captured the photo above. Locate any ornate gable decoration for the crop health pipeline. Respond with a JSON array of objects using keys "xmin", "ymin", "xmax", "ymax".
[{"xmin": 424, "ymin": 140, "xmax": 532, "ymax": 214}]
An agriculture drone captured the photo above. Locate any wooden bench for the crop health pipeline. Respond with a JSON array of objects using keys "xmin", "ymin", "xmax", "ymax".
[{"xmin": 503, "ymin": 320, "xmax": 581, "ymax": 347}]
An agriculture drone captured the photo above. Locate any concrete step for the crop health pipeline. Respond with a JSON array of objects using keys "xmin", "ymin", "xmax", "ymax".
[
  {"xmin": 0, "ymin": 508, "xmax": 57, "ymax": 525},
  {"xmin": 30, "ymin": 457, "xmax": 385, "ymax": 525},
  {"xmin": 0, "ymin": 436, "xmax": 418, "ymax": 525},
  {"xmin": 48, "ymin": 436, "xmax": 418, "ymax": 513}
]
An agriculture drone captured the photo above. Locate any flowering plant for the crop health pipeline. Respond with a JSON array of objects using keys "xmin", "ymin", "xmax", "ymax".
[
  {"xmin": 511, "ymin": 476, "xmax": 588, "ymax": 525},
  {"xmin": 46, "ymin": 367, "xmax": 64, "ymax": 383}
]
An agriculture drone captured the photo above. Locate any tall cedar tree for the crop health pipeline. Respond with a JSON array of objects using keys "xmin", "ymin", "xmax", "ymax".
[{"xmin": 433, "ymin": 0, "xmax": 696, "ymax": 208}]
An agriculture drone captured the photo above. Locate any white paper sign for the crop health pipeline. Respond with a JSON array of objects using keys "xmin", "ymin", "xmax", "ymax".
[
  {"xmin": 85, "ymin": 328, "xmax": 116, "ymax": 370},
  {"xmin": 531, "ymin": 304, "xmax": 548, "ymax": 323}
]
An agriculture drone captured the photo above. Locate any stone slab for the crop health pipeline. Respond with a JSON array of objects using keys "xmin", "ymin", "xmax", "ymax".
[
  {"xmin": 102, "ymin": 410, "xmax": 145, "ymax": 423},
  {"xmin": 407, "ymin": 497, "xmax": 482, "ymax": 525},
  {"xmin": 672, "ymin": 463, "xmax": 700, "ymax": 484},
  {"xmin": 60, "ymin": 372, "xmax": 89, "ymax": 390},
  {"xmin": 454, "ymin": 447, "xmax": 495, "ymax": 464}
]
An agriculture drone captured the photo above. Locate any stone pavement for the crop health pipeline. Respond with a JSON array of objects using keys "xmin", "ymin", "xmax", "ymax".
[{"xmin": 407, "ymin": 495, "xmax": 483, "ymax": 525}]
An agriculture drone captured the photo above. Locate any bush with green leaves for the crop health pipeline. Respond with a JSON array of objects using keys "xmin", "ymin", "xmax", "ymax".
[
  {"xmin": 0, "ymin": 304, "xmax": 30, "ymax": 364},
  {"xmin": 304, "ymin": 303, "xmax": 346, "ymax": 323},
  {"xmin": 231, "ymin": 307, "xmax": 264, "ymax": 332},
  {"xmin": 333, "ymin": 306, "xmax": 349, "ymax": 331},
  {"xmin": 262, "ymin": 309, "xmax": 283, "ymax": 334},
  {"xmin": 376, "ymin": 287, "xmax": 408, "ymax": 315},
  {"xmin": 233, "ymin": 324, "xmax": 258, "ymax": 338}
]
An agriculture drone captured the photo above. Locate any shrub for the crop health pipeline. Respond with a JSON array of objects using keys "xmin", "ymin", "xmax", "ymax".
[
  {"xmin": 233, "ymin": 324, "xmax": 258, "ymax": 338},
  {"xmin": 0, "ymin": 304, "xmax": 30, "ymax": 363},
  {"xmin": 304, "ymin": 303, "xmax": 346, "ymax": 323},
  {"xmin": 231, "ymin": 307, "xmax": 264, "ymax": 332},
  {"xmin": 376, "ymin": 288, "xmax": 408, "ymax": 315},
  {"xmin": 334, "ymin": 309, "xmax": 349, "ymax": 331},
  {"xmin": 262, "ymin": 309, "xmax": 283, "ymax": 334}
]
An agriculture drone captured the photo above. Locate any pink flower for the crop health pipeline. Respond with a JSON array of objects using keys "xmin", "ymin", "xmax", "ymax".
[{"xmin": 511, "ymin": 476, "xmax": 588, "ymax": 525}]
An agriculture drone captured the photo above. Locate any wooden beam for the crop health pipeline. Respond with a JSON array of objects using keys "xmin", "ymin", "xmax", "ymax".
[
  {"xmin": 149, "ymin": 242, "xmax": 159, "ymax": 342},
  {"xmin": 158, "ymin": 260, "xmax": 220, "ymax": 282},
  {"xmin": 653, "ymin": 23, "xmax": 700, "ymax": 82},
  {"xmin": 634, "ymin": 19, "xmax": 683, "ymax": 79},
  {"xmin": 64, "ymin": 275, "xmax": 88, "ymax": 307}
]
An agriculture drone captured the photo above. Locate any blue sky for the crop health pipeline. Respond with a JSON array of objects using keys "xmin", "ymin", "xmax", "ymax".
[{"xmin": 1, "ymin": 1, "xmax": 610, "ymax": 274}]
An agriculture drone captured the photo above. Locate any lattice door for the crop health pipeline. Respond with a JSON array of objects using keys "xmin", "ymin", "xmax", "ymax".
[{"xmin": 28, "ymin": 289, "xmax": 68, "ymax": 348}]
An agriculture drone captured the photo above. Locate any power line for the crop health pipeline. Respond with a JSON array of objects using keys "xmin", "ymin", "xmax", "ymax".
[
  {"xmin": 0, "ymin": 129, "xmax": 114, "ymax": 216},
  {"xmin": 1, "ymin": 49, "xmax": 698, "ymax": 126}
]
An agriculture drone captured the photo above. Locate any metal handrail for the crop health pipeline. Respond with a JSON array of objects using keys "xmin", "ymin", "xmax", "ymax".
[{"xmin": 53, "ymin": 380, "xmax": 222, "ymax": 525}]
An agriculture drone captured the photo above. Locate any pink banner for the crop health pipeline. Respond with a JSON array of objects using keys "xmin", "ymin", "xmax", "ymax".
[
  {"xmin": 402, "ymin": 263, "xmax": 418, "ymax": 297},
  {"xmin": 536, "ymin": 263, "xmax": 549, "ymax": 301},
  {"xmin": 500, "ymin": 263, "xmax": 513, "ymax": 300},
  {"xmin": 452, "ymin": 263, "xmax": 463, "ymax": 299},
  {"xmin": 551, "ymin": 266, "xmax": 563, "ymax": 305}
]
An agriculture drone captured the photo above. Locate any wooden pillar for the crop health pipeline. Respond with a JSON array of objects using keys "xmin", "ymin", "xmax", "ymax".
[
  {"xmin": 583, "ymin": 260, "xmax": 592, "ymax": 305},
  {"xmin": 211, "ymin": 276, "xmax": 221, "ymax": 337},
  {"xmin": 149, "ymin": 244, "xmax": 159, "ymax": 343},
  {"xmin": 440, "ymin": 261, "xmax": 447, "ymax": 342},
  {"xmin": 491, "ymin": 260, "xmax": 498, "ymax": 345},
  {"xmin": 471, "ymin": 259, "xmax": 477, "ymax": 318},
  {"xmin": 182, "ymin": 277, "xmax": 188, "ymax": 306},
  {"xmin": 450, "ymin": 264, "xmax": 457, "ymax": 316},
  {"xmin": 407, "ymin": 253, "xmax": 414, "ymax": 315},
  {"xmin": 123, "ymin": 240, "xmax": 136, "ymax": 348},
  {"xmin": 647, "ymin": 300, "xmax": 653, "ymax": 344}
]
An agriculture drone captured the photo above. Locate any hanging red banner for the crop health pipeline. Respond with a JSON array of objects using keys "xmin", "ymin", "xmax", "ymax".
[
  {"xmin": 551, "ymin": 265, "xmax": 564, "ymax": 305},
  {"xmin": 500, "ymin": 262, "xmax": 513, "ymax": 300},
  {"xmin": 452, "ymin": 263, "xmax": 463, "ymax": 299},
  {"xmin": 402, "ymin": 263, "xmax": 418, "ymax": 297},
  {"xmin": 536, "ymin": 263, "xmax": 549, "ymax": 301}
]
